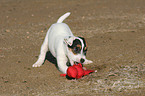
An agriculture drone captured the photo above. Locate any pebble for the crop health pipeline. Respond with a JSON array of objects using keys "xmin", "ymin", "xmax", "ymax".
[
  {"xmin": 82, "ymin": 16, "xmax": 85, "ymax": 19},
  {"xmin": 26, "ymin": 32, "xmax": 29, "ymax": 34},
  {"xmin": 5, "ymin": 29, "xmax": 10, "ymax": 32},
  {"xmin": 21, "ymin": 46, "xmax": 24, "ymax": 48}
]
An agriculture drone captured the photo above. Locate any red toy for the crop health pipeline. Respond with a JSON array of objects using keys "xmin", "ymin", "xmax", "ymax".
[{"xmin": 60, "ymin": 63, "xmax": 96, "ymax": 79}]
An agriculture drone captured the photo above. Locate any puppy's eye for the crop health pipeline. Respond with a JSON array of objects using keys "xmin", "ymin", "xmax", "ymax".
[
  {"xmin": 74, "ymin": 47, "xmax": 78, "ymax": 51},
  {"xmin": 74, "ymin": 47, "xmax": 80, "ymax": 53}
]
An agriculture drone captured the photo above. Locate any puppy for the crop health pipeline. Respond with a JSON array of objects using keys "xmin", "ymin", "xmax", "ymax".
[{"xmin": 32, "ymin": 12, "xmax": 93, "ymax": 74}]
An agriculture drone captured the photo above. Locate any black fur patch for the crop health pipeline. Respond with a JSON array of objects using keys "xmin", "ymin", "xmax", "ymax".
[
  {"xmin": 68, "ymin": 39, "xmax": 82, "ymax": 54},
  {"xmin": 79, "ymin": 37, "xmax": 87, "ymax": 55},
  {"xmin": 68, "ymin": 37, "xmax": 88, "ymax": 55}
]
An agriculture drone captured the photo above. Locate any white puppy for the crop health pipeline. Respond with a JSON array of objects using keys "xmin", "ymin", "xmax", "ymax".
[{"xmin": 32, "ymin": 12, "xmax": 93, "ymax": 74}]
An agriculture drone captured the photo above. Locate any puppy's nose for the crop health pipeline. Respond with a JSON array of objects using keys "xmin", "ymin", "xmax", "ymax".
[{"xmin": 80, "ymin": 58, "xmax": 85, "ymax": 63}]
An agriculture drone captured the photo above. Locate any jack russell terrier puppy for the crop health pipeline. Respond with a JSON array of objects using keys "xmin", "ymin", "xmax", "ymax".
[{"xmin": 32, "ymin": 12, "xmax": 93, "ymax": 74}]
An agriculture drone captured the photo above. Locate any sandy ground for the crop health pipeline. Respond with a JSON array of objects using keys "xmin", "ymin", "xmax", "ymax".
[{"xmin": 0, "ymin": 0, "xmax": 145, "ymax": 96}]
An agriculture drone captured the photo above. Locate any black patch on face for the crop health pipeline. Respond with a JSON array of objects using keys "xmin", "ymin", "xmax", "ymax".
[
  {"xmin": 79, "ymin": 37, "xmax": 87, "ymax": 55},
  {"xmin": 68, "ymin": 39, "xmax": 82, "ymax": 54}
]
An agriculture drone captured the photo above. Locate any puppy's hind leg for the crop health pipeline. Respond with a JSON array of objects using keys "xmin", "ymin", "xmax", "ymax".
[{"xmin": 32, "ymin": 30, "xmax": 50, "ymax": 67}]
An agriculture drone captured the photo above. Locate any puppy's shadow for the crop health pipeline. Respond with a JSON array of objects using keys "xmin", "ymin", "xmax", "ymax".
[
  {"xmin": 45, "ymin": 51, "xmax": 58, "ymax": 68},
  {"xmin": 45, "ymin": 51, "xmax": 71, "ymax": 68},
  {"xmin": 45, "ymin": 51, "xmax": 75, "ymax": 80}
]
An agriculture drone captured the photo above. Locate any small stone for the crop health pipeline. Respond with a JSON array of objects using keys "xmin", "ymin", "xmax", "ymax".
[
  {"xmin": 5, "ymin": 29, "xmax": 10, "ymax": 32},
  {"xmin": 26, "ymin": 32, "xmax": 29, "ymax": 34},
  {"xmin": 27, "ymin": 36, "xmax": 29, "ymax": 38},
  {"xmin": 82, "ymin": 16, "xmax": 85, "ymax": 19},
  {"xmin": 21, "ymin": 46, "xmax": 24, "ymax": 48}
]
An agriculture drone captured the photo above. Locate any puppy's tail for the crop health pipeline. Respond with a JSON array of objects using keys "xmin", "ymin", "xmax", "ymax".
[{"xmin": 57, "ymin": 12, "xmax": 71, "ymax": 23}]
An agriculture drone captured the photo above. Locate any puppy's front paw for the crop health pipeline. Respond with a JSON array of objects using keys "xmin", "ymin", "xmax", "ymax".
[
  {"xmin": 32, "ymin": 62, "xmax": 42, "ymax": 67},
  {"xmin": 84, "ymin": 59, "xmax": 93, "ymax": 64}
]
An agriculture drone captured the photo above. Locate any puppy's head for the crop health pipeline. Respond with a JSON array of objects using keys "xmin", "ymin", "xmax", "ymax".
[{"xmin": 64, "ymin": 36, "xmax": 88, "ymax": 64}]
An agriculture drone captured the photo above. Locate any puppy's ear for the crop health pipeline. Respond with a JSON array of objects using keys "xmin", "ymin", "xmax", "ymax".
[
  {"xmin": 64, "ymin": 36, "xmax": 76, "ymax": 46},
  {"xmin": 79, "ymin": 37, "xmax": 88, "ymax": 48}
]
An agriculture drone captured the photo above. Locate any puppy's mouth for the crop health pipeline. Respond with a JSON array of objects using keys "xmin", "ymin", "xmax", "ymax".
[{"xmin": 74, "ymin": 61, "xmax": 80, "ymax": 64}]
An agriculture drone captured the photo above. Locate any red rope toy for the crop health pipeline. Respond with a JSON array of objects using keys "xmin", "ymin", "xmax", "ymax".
[{"xmin": 60, "ymin": 63, "xmax": 96, "ymax": 79}]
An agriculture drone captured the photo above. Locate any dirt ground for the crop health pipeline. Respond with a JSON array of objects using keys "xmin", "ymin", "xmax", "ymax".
[{"xmin": 0, "ymin": 0, "xmax": 145, "ymax": 96}]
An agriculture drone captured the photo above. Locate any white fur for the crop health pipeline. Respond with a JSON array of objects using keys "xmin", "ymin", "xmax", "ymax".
[
  {"xmin": 57, "ymin": 12, "xmax": 70, "ymax": 23},
  {"xmin": 32, "ymin": 12, "xmax": 93, "ymax": 74}
]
